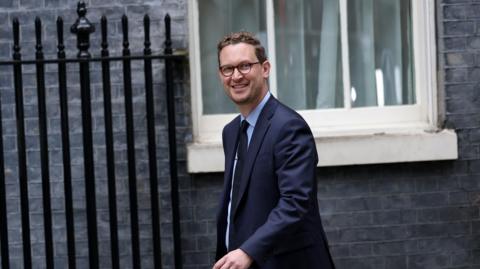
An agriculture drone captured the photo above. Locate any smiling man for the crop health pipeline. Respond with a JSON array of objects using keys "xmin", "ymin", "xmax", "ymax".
[{"xmin": 213, "ymin": 31, "xmax": 336, "ymax": 269}]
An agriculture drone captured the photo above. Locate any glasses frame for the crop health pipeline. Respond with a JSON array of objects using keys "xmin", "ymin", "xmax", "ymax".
[{"xmin": 219, "ymin": 61, "xmax": 261, "ymax": 77}]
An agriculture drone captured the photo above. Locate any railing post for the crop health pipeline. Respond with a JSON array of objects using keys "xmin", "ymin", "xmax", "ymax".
[
  {"xmin": 57, "ymin": 16, "xmax": 76, "ymax": 269},
  {"xmin": 70, "ymin": 2, "xmax": 98, "ymax": 268},
  {"xmin": 12, "ymin": 17, "xmax": 32, "ymax": 269},
  {"xmin": 143, "ymin": 14, "xmax": 163, "ymax": 269},
  {"xmin": 100, "ymin": 15, "xmax": 120, "ymax": 269},
  {"xmin": 35, "ymin": 16, "xmax": 55, "ymax": 269},
  {"xmin": 164, "ymin": 13, "xmax": 183, "ymax": 269},
  {"xmin": 121, "ymin": 14, "xmax": 141, "ymax": 269}
]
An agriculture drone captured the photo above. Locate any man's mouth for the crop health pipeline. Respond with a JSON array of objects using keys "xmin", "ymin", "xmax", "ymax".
[{"xmin": 231, "ymin": 83, "xmax": 249, "ymax": 89}]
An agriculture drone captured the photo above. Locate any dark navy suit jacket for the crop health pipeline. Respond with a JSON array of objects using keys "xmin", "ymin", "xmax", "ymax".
[{"xmin": 216, "ymin": 96, "xmax": 335, "ymax": 269}]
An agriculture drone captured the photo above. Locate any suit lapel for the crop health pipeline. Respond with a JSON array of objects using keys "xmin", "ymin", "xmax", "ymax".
[
  {"xmin": 231, "ymin": 97, "xmax": 278, "ymax": 218},
  {"xmin": 219, "ymin": 116, "xmax": 241, "ymax": 217}
]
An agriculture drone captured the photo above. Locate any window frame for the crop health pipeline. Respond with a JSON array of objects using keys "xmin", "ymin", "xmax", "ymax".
[{"xmin": 187, "ymin": 0, "xmax": 457, "ymax": 172}]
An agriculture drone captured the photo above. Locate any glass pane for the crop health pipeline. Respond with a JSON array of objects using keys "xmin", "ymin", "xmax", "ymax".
[
  {"xmin": 274, "ymin": 0, "xmax": 343, "ymax": 110},
  {"xmin": 199, "ymin": 0, "xmax": 267, "ymax": 114},
  {"xmin": 348, "ymin": 0, "xmax": 415, "ymax": 107}
]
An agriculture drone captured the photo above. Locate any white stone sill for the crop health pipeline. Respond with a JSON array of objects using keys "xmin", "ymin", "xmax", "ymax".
[{"xmin": 186, "ymin": 129, "xmax": 458, "ymax": 173}]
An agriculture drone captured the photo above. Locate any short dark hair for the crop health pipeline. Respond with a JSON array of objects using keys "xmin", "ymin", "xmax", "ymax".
[{"xmin": 217, "ymin": 31, "xmax": 267, "ymax": 66}]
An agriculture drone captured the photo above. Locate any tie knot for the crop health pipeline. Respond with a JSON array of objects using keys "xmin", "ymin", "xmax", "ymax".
[{"xmin": 240, "ymin": 120, "xmax": 249, "ymax": 133}]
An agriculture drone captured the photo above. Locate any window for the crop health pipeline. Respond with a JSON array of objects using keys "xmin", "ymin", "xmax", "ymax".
[{"xmin": 187, "ymin": 0, "xmax": 457, "ymax": 172}]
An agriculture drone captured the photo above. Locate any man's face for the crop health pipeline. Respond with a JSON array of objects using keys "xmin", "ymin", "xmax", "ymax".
[{"xmin": 218, "ymin": 43, "xmax": 270, "ymax": 109}]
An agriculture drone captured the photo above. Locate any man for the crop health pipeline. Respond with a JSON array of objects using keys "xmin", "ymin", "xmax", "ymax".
[{"xmin": 213, "ymin": 32, "xmax": 335, "ymax": 269}]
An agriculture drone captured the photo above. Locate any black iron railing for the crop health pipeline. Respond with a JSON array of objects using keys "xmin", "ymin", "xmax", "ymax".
[{"xmin": 0, "ymin": 1, "xmax": 185, "ymax": 268}]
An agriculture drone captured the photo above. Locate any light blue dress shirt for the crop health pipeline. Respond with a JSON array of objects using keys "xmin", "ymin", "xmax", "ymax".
[{"xmin": 225, "ymin": 91, "xmax": 271, "ymax": 249}]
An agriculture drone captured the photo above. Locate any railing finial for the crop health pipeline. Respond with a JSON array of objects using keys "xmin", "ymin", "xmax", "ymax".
[
  {"xmin": 71, "ymin": 1, "xmax": 95, "ymax": 58},
  {"xmin": 164, "ymin": 14, "xmax": 172, "ymax": 54},
  {"xmin": 77, "ymin": 1, "xmax": 87, "ymax": 17}
]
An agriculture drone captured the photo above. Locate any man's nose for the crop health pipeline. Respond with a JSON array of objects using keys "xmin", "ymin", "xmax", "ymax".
[{"xmin": 232, "ymin": 67, "xmax": 244, "ymax": 80}]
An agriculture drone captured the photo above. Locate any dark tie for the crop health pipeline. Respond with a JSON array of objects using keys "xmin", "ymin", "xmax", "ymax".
[{"xmin": 230, "ymin": 120, "xmax": 249, "ymax": 219}]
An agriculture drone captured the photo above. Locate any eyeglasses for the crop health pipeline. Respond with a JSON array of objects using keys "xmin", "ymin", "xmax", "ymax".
[{"xmin": 219, "ymin": 62, "xmax": 261, "ymax": 77}]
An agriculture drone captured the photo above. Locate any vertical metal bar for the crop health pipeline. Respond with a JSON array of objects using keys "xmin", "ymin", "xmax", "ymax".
[
  {"xmin": 12, "ymin": 18, "xmax": 32, "ymax": 269},
  {"xmin": 164, "ymin": 14, "xmax": 182, "ymax": 269},
  {"xmin": 400, "ymin": 0, "xmax": 412, "ymax": 104},
  {"xmin": 101, "ymin": 15, "xmax": 120, "ymax": 269},
  {"xmin": 339, "ymin": 0, "xmax": 352, "ymax": 109},
  {"xmin": 265, "ymin": 0, "xmax": 278, "ymax": 97},
  {"xmin": 57, "ymin": 16, "xmax": 76, "ymax": 269},
  {"xmin": 143, "ymin": 14, "xmax": 162, "ymax": 269},
  {"xmin": 0, "ymin": 30, "xmax": 10, "ymax": 269},
  {"xmin": 121, "ymin": 14, "xmax": 141, "ymax": 269},
  {"xmin": 35, "ymin": 17, "xmax": 54, "ymax": 269},
  {"xmin": 70, "ymin": 2, "xmax": 98, "ymax": 268}
]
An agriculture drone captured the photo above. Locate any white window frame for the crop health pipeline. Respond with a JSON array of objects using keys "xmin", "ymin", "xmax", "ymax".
[{"xmin": 187, "ymin": 0, "xmax": 457, "ymax": 173}]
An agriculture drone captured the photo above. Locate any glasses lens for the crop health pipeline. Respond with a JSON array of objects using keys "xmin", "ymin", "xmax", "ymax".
[
  {"xmin": 221, "ymin": 66, "xmax": 234, "ymax": 76},
  {"xmin": 238, "ymin": 63, "xmax": 251, "ymax": 74}
]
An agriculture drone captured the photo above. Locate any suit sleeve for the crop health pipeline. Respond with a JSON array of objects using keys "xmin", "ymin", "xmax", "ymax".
[{"xmin": 239, "ymin": 117, "xmax": 318, "ymax": 265}]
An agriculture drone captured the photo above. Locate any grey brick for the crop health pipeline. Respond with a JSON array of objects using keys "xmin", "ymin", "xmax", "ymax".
[
  {"xmin": 338, "ymin": 227, "xmax": 385, "ymax": 242},
  {"xmin": 444, "ymin": 5, "xmax": 467, "ymax": 20},
  {"xmin": 371, "ymin": 178, "xmax": 415, "ymax": 193},
  {"xmin": 385, "ymin": 256, "xmax": 407, "ymax": 269},
  {"xmin": 466, "ymin": 5, "xmax": 480, "ymax": 19},
  {"xmin": 381, "ymin": 195, "xmax": 412, "ymax": 210},
  {"xmin": 469, "ymin": 160, "xmax": 480, "ymax": 173},
  {"xmin": 384, "ymin": 225, "xmax": 414, "ymax": 240},
  {"xmin": 0, "ymin": 0, "xmax": 13, "ymax": 8},
  {"xmin": 449, "ymin": 191, "xmax": 470, "ymax": 205},
  {"xmin": 411, "ymin": 193, "xmax": 449, "ymax": 208},
  {"xmin": 372, "ymin": 210, "xmax": 416, "ymax": 225},
  {"xmin": 334, "ymin": 257, "xmax": 385, "ymax": 269},
  {"xmin": 445, "ymin": 83, "xmax": 476, "ymax": 100},
  {"xmin": 324, "ymin": 212, "xmax": 373, "ymax": 227},
  {"xmin": 408, "ymin": 253, "xmax": 450, "ymax": 269},
  {"xmin": 446, "ymin": 114, "xmax": 480, "ymax": 128},
  {"xmin": 460, "ymin": 175, "xmax": 480, "ymax": 190},
  {"xmin": 445, "ymin": 68, "xmax": 468, "ymax": 82},
  {"xmin": 446, "ymin": 52, "xmax": 476, "ymax": 66},
  {"xmin": 444, "ymin": 21, "xmax": 475, "ymax": 36},
  {"xmin": 467, "ymin": 36, "xmax": 480, "ymax": 49},
  {"xmin": 458, "ymin": 144, "xmax": 480, "ymax": 159},
  {"xmin": 450, "ymin": 250, "xmax": 472, "ymax": 266},
  {"xmin": 473, "ymin": 249, "xmax": 480, "ymax": 264},
  {"xmin": 418, "ymin": 207, "xmax": 475, "ymax": 222},
  {"xmin": 350, "ymin": 243, "xmax": 372, "ymax": 257},
  {"xmin": 373, "ymin": 240, "xmax": 417, "ymax": 255},
  {"xmin": 194, "ymin": 205, "xmax": 216, "ymax": 221},
  {"xmin": 468, "ymin": 67, "xmax": 480, "ymax": 81},
  {"xmin": 334, "ymin": 197, "xmax": 382, "ymax": 212},
  {"xmin": 197, "ymin": 235, "xmax": 215, "ymax": 251},
  {"xmin": 182, "ymin": 251, "xmax": 210, "ymax": 266},
  {"xmin": 180, "ymin": 221, "xmax": 208, "ymax": 236},
  {"xmin": 329, "ymin": 244, "xmax": 349, "ymax": 258}
]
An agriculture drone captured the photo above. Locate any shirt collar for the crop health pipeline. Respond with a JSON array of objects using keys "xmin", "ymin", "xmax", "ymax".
[{"xmin": 241, "ymin": 91, "xmax": 271, "ymax": 128}]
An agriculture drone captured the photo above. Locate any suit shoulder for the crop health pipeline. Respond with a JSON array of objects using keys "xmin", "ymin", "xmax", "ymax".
[
  {"xmin": 273, "ymin": 100, "xmax": 309, "ymax": 126},
  {"xmin": 223, "ymin": 115, "xmax": 241, "ymax": 133}
]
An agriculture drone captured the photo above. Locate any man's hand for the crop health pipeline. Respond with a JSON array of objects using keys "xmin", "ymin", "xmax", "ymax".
[{"xmin": 213, "ymin": 248, "xmax": 253, "ymax": 269}]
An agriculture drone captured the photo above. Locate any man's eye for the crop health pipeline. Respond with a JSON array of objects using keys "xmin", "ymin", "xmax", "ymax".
[
  {"xmin": 223, "ymin": 67, "xmax": 233, "ymax": 72},
  {"xmin": 238, "ymin": 64, "xmax": 250, "ymax": 70}
]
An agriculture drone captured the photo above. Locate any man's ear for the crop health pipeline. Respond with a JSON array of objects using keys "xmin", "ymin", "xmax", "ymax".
[{"xmin": 262, "ymin": 60, "xmax": 271, "ymax": 78}]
